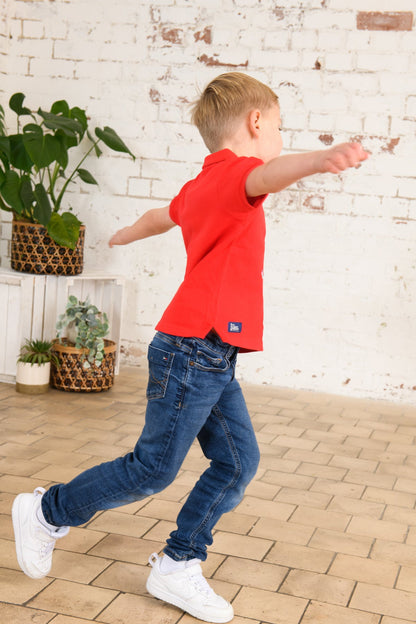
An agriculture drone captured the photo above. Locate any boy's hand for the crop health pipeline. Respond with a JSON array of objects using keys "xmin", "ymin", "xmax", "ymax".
[
  {"xmin": 109, "ymin": 226, "xmax": 131, "ymax": 247},
  {"xmin": 108, "ymin": 207, "xmax": 175, "ymax": 247},
  {"xmin": 319, "ymin": 142, "xmax": 369, "ymax": 174}
]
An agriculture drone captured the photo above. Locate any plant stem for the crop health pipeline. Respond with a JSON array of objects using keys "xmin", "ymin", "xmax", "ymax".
[
  {"xmin": 54, "ymin": 139, "xmax": 100, "ymax": 212},
  {"xmin": 48, "ymin": 163, "xmax": 60, "ymax": 206}
]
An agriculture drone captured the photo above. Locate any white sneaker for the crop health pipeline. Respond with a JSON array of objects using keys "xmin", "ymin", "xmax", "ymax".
[
  {"xmin": 12, "ymin": 487, "xmax": 69, "ymax": 579},
  {"xmin": 146, "ymin": 552, "xmax": 234, "ymax": 623}
]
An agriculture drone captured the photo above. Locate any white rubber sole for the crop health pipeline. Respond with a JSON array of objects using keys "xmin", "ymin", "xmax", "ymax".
[
  {"xmin": 146, "ymin": 573, "xmax": 234, "ymax": 623},
  {"xmin": 12, "ymin": 493, "xmax": 41, "ymax": 579}
]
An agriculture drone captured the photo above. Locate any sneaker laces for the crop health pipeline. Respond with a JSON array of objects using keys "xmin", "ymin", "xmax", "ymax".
[
  {"xmin": 187, "ymin": 565, "xmax": 215, "ymax": 597},
  {"xmin": 38, "ymin": 537, "xmax": 56, "ymax": 561}
]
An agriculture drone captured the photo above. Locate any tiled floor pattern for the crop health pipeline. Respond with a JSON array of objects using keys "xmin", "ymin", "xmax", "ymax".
[{"xmin": 1, "ymin": 366, "xmax": 416, "ymax": 624}]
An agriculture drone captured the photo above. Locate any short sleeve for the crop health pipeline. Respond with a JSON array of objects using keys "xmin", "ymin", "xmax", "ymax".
[
  {"xmin": 169, "ymin": 195, "xmax": 180, "ymax": 225},
  {"xmin": 219, "ymin": 156, "xmax": 266, "ymax": 214},
  {"xmin": 169, "ymin": 179, "xmax": 194, "ymax": 226}
]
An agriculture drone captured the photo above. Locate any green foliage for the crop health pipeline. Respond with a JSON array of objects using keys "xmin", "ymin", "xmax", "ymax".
[
  {"xmin": 18, "ymin": 338, "xmax": 60, "ymax": 367},
  {"xmin": 0, "ymin": 93, "xmax": 135, "ymax": 248},
  {"xmin": 56, "ymin": 295, "xmax": 109, "ymax": 369}
]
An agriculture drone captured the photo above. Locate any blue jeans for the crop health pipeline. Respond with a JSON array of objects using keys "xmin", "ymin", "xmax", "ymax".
[{"xmin": 41, "ymin": 331, "xmax": 260, "ymax": 561}]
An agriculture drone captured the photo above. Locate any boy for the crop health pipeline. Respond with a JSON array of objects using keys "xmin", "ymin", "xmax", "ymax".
[{"xmin": 12, "ymin": 73, "xmax": 368, "ymax": 623}]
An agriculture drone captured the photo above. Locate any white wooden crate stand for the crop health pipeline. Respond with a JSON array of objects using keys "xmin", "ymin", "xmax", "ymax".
[{"xmin": 0, "ymin": 268, "xmax": 125, "ymax": 382}]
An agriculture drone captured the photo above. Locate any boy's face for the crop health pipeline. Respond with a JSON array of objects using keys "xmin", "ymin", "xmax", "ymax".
[{"xmin": 258, "ymin": 104, "xmax": 283, "ymax": 163}]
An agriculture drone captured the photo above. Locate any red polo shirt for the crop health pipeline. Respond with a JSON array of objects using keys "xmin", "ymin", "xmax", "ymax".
[{"xmin": 156, "ymin": 149, "xmax": 267, "ymax": 351}]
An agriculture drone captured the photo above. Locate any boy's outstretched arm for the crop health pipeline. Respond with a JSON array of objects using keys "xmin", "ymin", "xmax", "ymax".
[
  {"xmin": 245, "ymin": 142, "xmax": 369, "ymax": 198},
  {"xmin": 109, "ymin": 205, "xmax": 176, "ymax": 247}
]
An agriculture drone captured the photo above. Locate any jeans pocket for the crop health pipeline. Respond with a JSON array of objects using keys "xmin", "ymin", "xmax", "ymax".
[
  {"xmin": 194, "ymin": 349, "xmax": 228, "ymax": 372},
  {"xmin": 146, "ymin": 345, "xmax": 175, "ymax": 400}
]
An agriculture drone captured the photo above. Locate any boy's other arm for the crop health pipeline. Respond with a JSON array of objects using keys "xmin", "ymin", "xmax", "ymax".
[
  {"xmin": 109, "ymin": 205, "xmax": 176, "ymax": 247},
  {"xmin": 245, "ymin": 142, "xmax": 369, "ymax": 198}
]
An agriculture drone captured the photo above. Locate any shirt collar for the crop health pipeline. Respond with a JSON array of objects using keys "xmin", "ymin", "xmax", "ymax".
[{"xmin": 203, "ymin": 149, "xmax": 236, "ymax": 169}]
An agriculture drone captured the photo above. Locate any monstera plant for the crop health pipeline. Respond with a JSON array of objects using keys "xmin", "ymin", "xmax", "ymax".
[{"xmin": 0, "ymin": 92, "xmax": 134, "ymax": 253}]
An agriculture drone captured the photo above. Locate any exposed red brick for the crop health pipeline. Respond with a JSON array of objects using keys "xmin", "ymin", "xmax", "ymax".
[
  {"xmin": 357, "ymin": 12, "xmax": 413, "ymax": 32},
  {"xmin": 319, "ymin": 134, "xmax": 334, "ymax": 146},
  {"xmin": 161, "ymin": 27, "xmax": 183, "ymax": 44},
  {"xmin": 382, "ymin": 137, "xmax": 400, "ymax": 153},
  {"xmin": 303, "ymin": 195, "xmax": 324, "ymax": 211},
  {"xmin": 149, "ymin": 88, "xmax": 160, "ymax": 103},
  {"xmin": 198, "ymin": 54, "xmax": 248, "ymax": 68},
  {"xmin": 314, "ymin": 59, "xmax": 322, "ymax": 70},
  {"xmin": 279, "ymin": 80, "xmax": 296, "ymax": 88},
  {"xmin": 194, "ymin": 27, "xmax": 212, "ymax": 44},
  {"xmin": 273, "ymin": 8, "xmax": 284, "ymax": 20},
  {"xmin": 350, "ymin": 134, "xmax": 399, "ymax": 154},
  {"xmin": 150, "ymin": 7, "xmax": 160, "ymax": 24}
]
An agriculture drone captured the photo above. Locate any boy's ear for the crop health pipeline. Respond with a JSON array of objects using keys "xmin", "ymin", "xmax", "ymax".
[{"xmin": 247, "ymin": 109, "xmax": 262, "ymax": 137}]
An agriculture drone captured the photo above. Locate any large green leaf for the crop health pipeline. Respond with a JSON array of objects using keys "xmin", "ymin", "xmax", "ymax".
[
  {"xmin": 37, "ymin": 109, "xmax": 83, "ymax": 138},
  {"xmin": 53, "ymin": 133, "xmax": 69, "ymax": 169},
  {"xmin": 9, "ymin": 93, "xmax": 31, "ymax": 116},
  {"xmin": 0, "ymin": 136, "xmax": 11, "ymax": 164},
  {"xmin": 57, "ymin": 129, "xmax": 78, "ymax": 151},
  {"xmin": 23, "ymin": 123, "xmax": 42, "ymax": 137},
  {"xmin": 33, "ymin": 183, "xmax": 52, "ymax": 226},
  {"xmin": 47, "ymin": 211, "xmax": 81, "ymax": 249},
  {"xmin": 51, "ymin": 101, "xmax": 88, "ymax": 143},
  {"xmin": 9, "ymin": 134, "xmax": 33, "ymax": 171},
  {"xmin": 95, "ymin": 126, "xmax": 135, "ymax": 158},
  {"xmin": 20, "ymin": 175, "xmax": 34, "ymax": 210},
  {"xmin": 23, "ymin": 130, "xmax": 64, "ymax": 170},
  {"xmin": 51, "ymin": 100, "xmax": 70, "ymax": 117},
  {"xmin": 77, "ymin": 168, "xmax": 98, "ymax": 185},
  {"xmin": 0, "ymin": 170, "xmax": 24, "ymax": 213},
  {"xmin": 0, "ymin": 194, "xmax": 12, "ymax": 212},
  {"xmin": 70, "ymin": 106, "xmax": 88, "ymax": 135}
]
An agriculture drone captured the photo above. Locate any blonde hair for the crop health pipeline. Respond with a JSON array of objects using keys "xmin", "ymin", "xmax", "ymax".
[{"xmin": 191, "ymin": 72, "xmax": 279, "ymax": 153}]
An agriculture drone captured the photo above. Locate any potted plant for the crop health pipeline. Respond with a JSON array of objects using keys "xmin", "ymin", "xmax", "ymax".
[
  {"xmin": 51, "ymin": 295, "xmax": 116, "ymax": 392},
  {"xmin": 0, "ymin": 92, "xmax": 134, "ymax": 275},
  {"xmin": 16, "ymin": 338, "xmax": 60, "ymax": 394}
]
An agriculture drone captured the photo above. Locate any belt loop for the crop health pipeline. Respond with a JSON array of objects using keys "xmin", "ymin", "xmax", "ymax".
[
  {"xmin": 226, "ymin": 345, "xmax": 237, "ymax": 360},
  {"xmin": 230, "ymin": 346, "xmax": 238, "ymax": 380}
]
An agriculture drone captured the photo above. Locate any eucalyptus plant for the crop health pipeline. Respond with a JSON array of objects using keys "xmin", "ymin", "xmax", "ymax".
[
  {"xmin": 0, "ymin": 93, "xmax": 134, "ymax": 248},
  {"xmin": 18, "ymin": 338, "xmax": 60, "ymax": 367},
  {"xmin": 56, "ymin": 295, "xmax": 109, "ymax": 368}
]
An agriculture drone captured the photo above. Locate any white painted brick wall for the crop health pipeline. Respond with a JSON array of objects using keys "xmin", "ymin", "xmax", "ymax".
[{"xmin": 1, "ymin": 0, "xmax": 416, "ymax": 403}]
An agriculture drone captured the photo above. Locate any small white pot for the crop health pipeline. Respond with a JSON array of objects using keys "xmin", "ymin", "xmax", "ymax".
[{"xmin": 16, "ymin": 361, "xmax": 51, "ymax": 394}]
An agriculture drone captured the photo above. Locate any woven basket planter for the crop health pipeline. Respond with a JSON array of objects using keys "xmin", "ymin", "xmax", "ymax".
[
  {"xmin": 51, "ymin": 339, "xmax": 116, "ymax": 392},
  {"xmin": 11, "ymin": 220, "xmax": 85, "ymax": 276}
]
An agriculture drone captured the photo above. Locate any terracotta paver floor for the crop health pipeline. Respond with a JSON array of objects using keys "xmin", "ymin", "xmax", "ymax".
[{"xmin": 1, "ymin": 366, "xmax": 416, "ymax": 624}]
